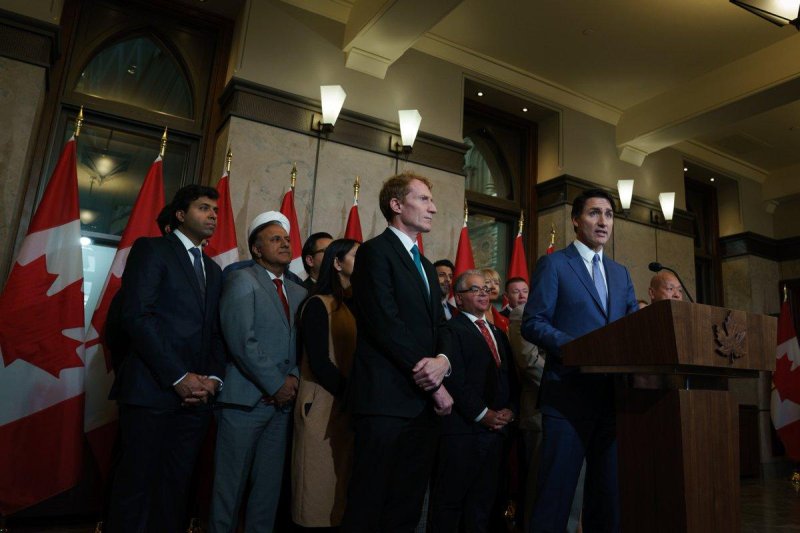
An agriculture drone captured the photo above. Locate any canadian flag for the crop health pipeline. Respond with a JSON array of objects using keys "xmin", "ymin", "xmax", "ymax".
[
  {"xmin": 204, "ymin": 169, "xmax": 238, "ymax": 269},
  {"xmin": 771, "ymin": 297, "xmax": 800, "ymax": 460},
  {"xmin": 344, "ymin": 200, "xmax": 363, "ymax": 242},
  {"xmin": 453, "ymin": 223, "xmax": 475, "ymax": 280},
  {"xmin": 280, "ymin": 188, "xmax": 305, "ymax": 278},
  {"xmin": 416, "ymin": 233, "xmax": 425, "ymax": 257},
  {"xmin": 0, "ymin": 137, "xmax": 85, "ymax": 514},
  {"xmin": 503, "ymin": 229, "xmax": 529, "ymax": 312},
  {"xmin": 83, "ymin": 156, "xmax": 164, "ymax": 479}
]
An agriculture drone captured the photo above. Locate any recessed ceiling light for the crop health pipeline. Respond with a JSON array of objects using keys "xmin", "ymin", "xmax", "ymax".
[
  {"xmin": 477, "ymin": 91, "xmax": 484, "ymax": 97},
  {"xmin": 710, "ymin": 177, "xmax": 715, "ymax": 182},
  {"xmin": 683, "ymin": 167, "xmax": 688, "ymax": 172},
  {"xmin": 522, "ymin": 107, "xmax": 528, "ymax": 112}
]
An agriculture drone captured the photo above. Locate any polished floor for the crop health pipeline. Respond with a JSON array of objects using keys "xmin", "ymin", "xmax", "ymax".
[{"xmin": 5, "ymin": 477, "xmax": 800, "ymax": 532}]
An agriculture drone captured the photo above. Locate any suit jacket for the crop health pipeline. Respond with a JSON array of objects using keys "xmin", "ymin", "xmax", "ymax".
[
  {"xmin": 110, "ymin": 233, "xmax": 225, "ymax": 409},
  {"xmin": 521, "ymin": 243, "xmax": 637, "ymax": 420},
  {"xmin": 217, "ymin": 264, "xmax": 306, "ymax": 408},
  {"xmin": 439, "ymin": 312, "xmax": 516, "ymax": 435},
  {"xmin": 349, "ymin": 228, "xmax": 444, "ymax": 418},
  {"xmin": 508, "ymin": 305, "xmax": 544, "ymax": 431}
]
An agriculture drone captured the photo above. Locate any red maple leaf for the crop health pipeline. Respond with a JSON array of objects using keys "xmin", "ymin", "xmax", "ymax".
[
  {"xmin": 0, "ymin": 256, "xmax": 84, "ymax": 376},
  {"xmin": 774, "ymin": 353, "xmax": 800, "ymax": 406}
]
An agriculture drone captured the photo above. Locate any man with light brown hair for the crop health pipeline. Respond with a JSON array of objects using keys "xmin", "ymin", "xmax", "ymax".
[{"xmin": 343, "ymin": 171, "xmax": 453, "ymax": 532}]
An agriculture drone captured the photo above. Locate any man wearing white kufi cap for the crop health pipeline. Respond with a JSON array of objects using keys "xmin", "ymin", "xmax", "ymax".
[{"xmin": 209, "ymin": 211, "xmax": 307, "ymax": 533}]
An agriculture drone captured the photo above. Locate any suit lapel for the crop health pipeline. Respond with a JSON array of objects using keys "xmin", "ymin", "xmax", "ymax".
[
  {"xmin": 565, "ymin": 244, "xmax": 607, "ymax": 316},
  {"xmin": 252, "ymin": 266, "xmax": 290, "ymax": 329},
  {"xmin": 383, "ymin": 229, "xmax": 433, "ymax": 318},
  {"xmin": 456, "ymin": 313, "xmax": 495, "ymax": 365},
  {"xmin": 167, "ymin": 233, "xmax": 205, "ymax": 309}
]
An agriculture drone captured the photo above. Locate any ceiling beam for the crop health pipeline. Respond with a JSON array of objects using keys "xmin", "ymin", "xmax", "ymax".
[
  {"xmin": 342, "ymin": 0, "xmax": 463, "ymax": 79},
  {"xmin": 616, "ymin": 32, "xmax": 800, "ymax": 166}
]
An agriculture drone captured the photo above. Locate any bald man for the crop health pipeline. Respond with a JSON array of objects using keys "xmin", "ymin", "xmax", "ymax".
[{"xmin": 648, "ymin": 271, "xmax": 683, "ymax": 303}]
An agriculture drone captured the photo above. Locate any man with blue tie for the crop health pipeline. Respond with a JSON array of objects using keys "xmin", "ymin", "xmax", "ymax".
[{"xmin": 522, "ymin": 188, "xmax": 638, "ymax": 533}]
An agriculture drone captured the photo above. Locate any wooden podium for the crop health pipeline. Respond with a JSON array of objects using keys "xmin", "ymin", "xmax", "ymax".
[{"xmin": 561, "ymin": 300, "xmax": 776, "ymax": 533}]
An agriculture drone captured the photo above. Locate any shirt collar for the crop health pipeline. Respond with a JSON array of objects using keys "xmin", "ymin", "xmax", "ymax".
[
  {"xmin": 173, "ymin": 229, "xmax": 199, "ymax": 252},
  {"xmin": 264, "ymin": 268, "xmax": 283, "ymax": 282},
  {"xmin": 573, "ymin": 239, "xmax": 603, "ymax": 263},
  {"xmin": 388, "ymin": 225, "xmax": 416, "ymax": 253},
  {"xmin": 461, "ymin": 310, "xmax": 488, "ymax": 324}
]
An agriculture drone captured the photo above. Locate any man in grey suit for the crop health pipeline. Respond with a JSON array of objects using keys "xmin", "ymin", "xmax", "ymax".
[{"xmin": 209, "ymin": 211, "xmax": 306, "ymax": 533}]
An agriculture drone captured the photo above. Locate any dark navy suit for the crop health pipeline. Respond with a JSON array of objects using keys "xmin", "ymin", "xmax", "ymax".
[
  {"xmin": 521, "ymin": 242, "xmax": 637, "ymax": 533},
  {"xmin": 107, "ymin": 231, "xmax": 225, "ymax": 532}
]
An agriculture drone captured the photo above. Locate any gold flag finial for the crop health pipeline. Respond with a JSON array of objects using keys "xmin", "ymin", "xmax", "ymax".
[
  {"xmin": 463, "ymin": 198, "xmax": 469, "ymax": 225},
  {"xmin": 518, "ymin": 209, "xmax": 525, "ymax": 234},
  {"xmin": 354, "ymin": 175, "xmax": 360, "ymax": 203},
  {"xmin": 784, "ymin": 284, "xmax": 789, "ymax": 303},
  {"xmin": 75, "ymin": 106, "xmax": 84, "ymax": 137},
  {"xmin": 225, "ymin": 147, "xmax": 233, "ymax": 173},
  {"xmin": 159, "ymin": 127, "xmax": 168, "ymax": 157},
  {"xmin": 290, "ymin": 162, "xmax": 297, "ymax": 191},
  {"xmin": 549, "ymin": 223, "xmax": 556, "ymax": 246}
]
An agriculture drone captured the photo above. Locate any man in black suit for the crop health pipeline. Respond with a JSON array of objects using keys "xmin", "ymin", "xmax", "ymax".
[
  {"xmin": 430, "ymin": 269, "xmax": 516, "ymax": 532},
  {"xmin": 342, "ymin": 172, "xmax": 454, "ymax": 532},
  {"xmin": 434, "ymin": 258, "xmax": 457, "ymax": 320},
  {"xmin": 300, "ymin": 231, "xmax": 333, "ymax": 290},
  {"xmin": 107, "ymin": 185, "xmax": 226, "ymax": 533}
]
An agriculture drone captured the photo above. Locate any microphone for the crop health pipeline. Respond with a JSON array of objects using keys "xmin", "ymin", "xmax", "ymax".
[{"xmin": 648, "ymin": 262, "xmax": 694, "ymax": 303}]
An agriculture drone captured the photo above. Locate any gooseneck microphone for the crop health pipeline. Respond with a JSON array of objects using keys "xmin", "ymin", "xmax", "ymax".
[{"xmin": 648, "ymin": 262, "xmax": 695, "ymax": 303}]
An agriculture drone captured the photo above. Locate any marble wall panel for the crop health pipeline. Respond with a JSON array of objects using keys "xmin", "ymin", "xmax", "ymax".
[
  {"xmin": 747, "ymin": 256, "xmax": 780, "ymax": 316},
  {"xmin": 225, "ymin": 117, "xmax": 318, "ymax": 260},
  {"xmin": 722, "ymin": 257, "xmax": 751, "ymax": 313},
  {"xmin": 222, "ymin": 117, "xmax": 466, "ymax": 264},
  {"xmin": 781, "ymin": 259, "xmax": 800, "ymax": 281},
  {"xmin": 0, "ymin": 57, "xmax": 45, "ymax": 282},
  {"xmin": 654, "ymin": 230, "xmax": 696, "ymax": 300},
  {"xmin": 612, "ymin": 219, "xmax": 656, "ymax": 301}
]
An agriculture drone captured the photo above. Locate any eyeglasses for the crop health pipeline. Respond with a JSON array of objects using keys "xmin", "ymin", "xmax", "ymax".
[{"xmin": 457, "ymin": 286, "xmax": 491, "ymax": 295}]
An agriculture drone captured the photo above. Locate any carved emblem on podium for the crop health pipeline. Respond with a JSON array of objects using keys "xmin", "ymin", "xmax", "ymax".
[{"xmin": 714, "ymin": 311, "xmax": 746, "ymax": 364}]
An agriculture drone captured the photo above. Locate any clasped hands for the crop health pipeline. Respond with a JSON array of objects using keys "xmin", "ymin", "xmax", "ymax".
[
  {"xmin": 412, "ymin": 356, "xmax": 453, "ymax": 416},
  {"xmin": 263, "ymin": 375, "xmax": 299, "ymax": 408},
  {"xmin": 174, "ymin": 372, "xmax": 220, "ymax": 406},
  {"xmin": 479, "ymin": 408, "xmax": 514, "ymax": 431}
]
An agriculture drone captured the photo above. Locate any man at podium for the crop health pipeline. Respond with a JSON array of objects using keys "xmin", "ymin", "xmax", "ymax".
[{"xmin": 522, "ymin": 188, "xmax": 638, "ymax": 533}]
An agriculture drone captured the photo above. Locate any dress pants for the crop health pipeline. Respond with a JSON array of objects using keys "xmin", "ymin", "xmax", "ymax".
[
  {"xmin": 529, "ymin": 414, "xmax": 619, "ymax": 533},
  {"xmin": 208, "ymin": 402, "xmax": 291, "ymax": 533},
  {"xmin": 430, "ymin": 431, "xmax": 504, "ymax": 533},
  {"xmin": 107, "ymin": 404, "xmax": 211, "ymax": 533},
  {"xmin": 341, "ymin": 409, "xmax": 440, "ymax": 533}
]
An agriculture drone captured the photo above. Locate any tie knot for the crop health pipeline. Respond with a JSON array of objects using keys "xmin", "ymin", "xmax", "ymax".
[
  {"xmin": 411, "ymin": 244, "xmax": 420, "ymax": 259},
  {"xmin": 190, "ymin": 247, "xmax": 202, "ymax": 259},
  {"xmin": 273, "ymin": 278, "xmax": 283, "ymax": 289},
  {"xmin": 593, "ymin": 253, "xmax": 601, "ymax": 264},
  {"xmin": 476, "ymin": 319, "xmax": 485, "ymax": 327}
]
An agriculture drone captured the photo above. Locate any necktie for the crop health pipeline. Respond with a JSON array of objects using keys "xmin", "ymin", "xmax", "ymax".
[
  {"xmin": 592, "ymin": 254, "xmax": 607, "ymax": 312},
  {"xmin": 442, "ymin": 301, "xmax": 452, "ymax": 320},
  {"xmin": 475, "ymin": 319, "xmax": 501, "ymax": 368},
  {"xmin": 410, "ymin": 244, "xmax": 429, "ymax": 293},
  {"xmin": 189, "ymin": 247, "xmax": 205, "ymax": 298},
  {"xmin": 273, "ymin": 278, "xmax": 290, "ymax": 322}
]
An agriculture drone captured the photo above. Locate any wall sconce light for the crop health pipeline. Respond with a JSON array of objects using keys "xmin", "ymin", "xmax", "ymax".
[
  {"xmin": 617, "ymin": 179, "xmax": 634, "ymax": 214},
  {"xmin": 312, "ymin": 85, "xmax": 347, "ymax": 133},
  {"xmin": 658, "ymin": 192, "xmax": 676, "ymax": 223},
  {"xmin": 730, "ymin": 0, "xmax": 800, "ymax": 29},
  {"xmin": 391, "ymin": 109, "xmax": 422, "ymax": 153}
]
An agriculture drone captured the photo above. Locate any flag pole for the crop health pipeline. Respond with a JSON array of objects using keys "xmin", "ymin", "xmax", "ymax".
[
  {"xmin": 464, "ymin": 198, "xmax": 469, "ymax": 226},
  {"xmin": 784, "ymin": 284, "xmax": 789, "ymax": 303},
  {"xmin": 75, "ymin": 106, "xmax": 84, "ymax": 138},
  {"xmin": 354, "ymin": 175, "xmax": 360, "ymax": 204},
  {"xmin": 290, "ymin": 162, "xmax": 297, "ymax": 192},
  {"xmin": 159, "ymin": 127, "xmax": 168, "ymax": 158},
  {"xmin": 226, "ymin": 147, "xmax": 233, "ymax": 174},
  {"xmin": 518, "ymin": 209, "xmax": 524, "ymax": 235}
]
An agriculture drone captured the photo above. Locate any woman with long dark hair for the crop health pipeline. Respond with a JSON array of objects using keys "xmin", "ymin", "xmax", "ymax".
[{"xmin": 291, "ymin": 238, "xmax": 359, "ymax": 528}]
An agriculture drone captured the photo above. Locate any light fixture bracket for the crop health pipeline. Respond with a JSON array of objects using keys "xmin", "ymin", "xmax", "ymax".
[
  {"xmin": 390, "ymin": 135, "xmax": 412, "ymax": 154},
  {"xmin": 311, "ymin": 113, "xmax": 334, "ymax": 134}
]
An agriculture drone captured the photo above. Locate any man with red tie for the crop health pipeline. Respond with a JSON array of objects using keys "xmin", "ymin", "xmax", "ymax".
[
  {"xmin": 430, "ymin": 269, "xmax": 517, "ymax": 533},
  {"xmin": 209, "ymin": 211, "xmax": 306, "ymax": 533}
]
